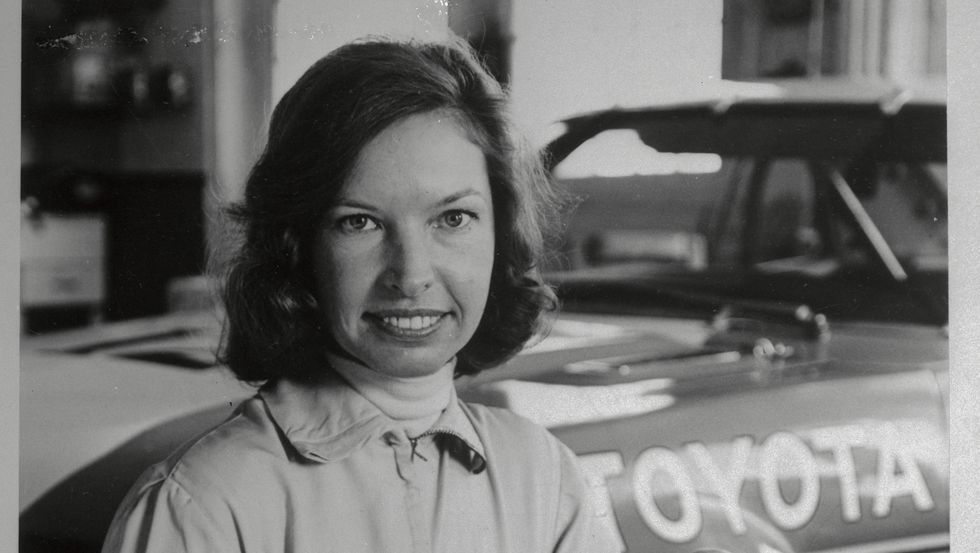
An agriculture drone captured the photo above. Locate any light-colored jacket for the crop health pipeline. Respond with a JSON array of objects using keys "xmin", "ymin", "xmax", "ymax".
[{"xmin": 102, "ymin": 370, "xmax": 614, "ymax": 553}]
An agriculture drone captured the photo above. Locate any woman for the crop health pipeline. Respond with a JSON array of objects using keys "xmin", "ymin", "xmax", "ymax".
[{"xmin": 103, "ymin": 37, "xmax": 611, "ymax": 553}]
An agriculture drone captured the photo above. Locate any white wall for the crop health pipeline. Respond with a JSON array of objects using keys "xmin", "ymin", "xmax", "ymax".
[
  {"xmin": 510, "ymin": 0, "xmax": 724, "ymax": 133},
  {"xmin": 272, "ymin": 1, "xmax": 723, "ymax": 134}
]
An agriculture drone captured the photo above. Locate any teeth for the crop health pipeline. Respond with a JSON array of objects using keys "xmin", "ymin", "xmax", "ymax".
[{"xmin": 381, "ymin": 315, "xmax": 441, "ymax": 330}]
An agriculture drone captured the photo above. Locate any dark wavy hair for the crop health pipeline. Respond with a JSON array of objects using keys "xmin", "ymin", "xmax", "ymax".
[{"xmin": 217, "ymin": 36, "xmax": 559, "ymax": 383}]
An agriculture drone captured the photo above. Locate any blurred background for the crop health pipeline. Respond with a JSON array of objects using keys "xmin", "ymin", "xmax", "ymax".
[{"xmin": 20, "ymin": 0, "xmax": 946, "ymax": 335}]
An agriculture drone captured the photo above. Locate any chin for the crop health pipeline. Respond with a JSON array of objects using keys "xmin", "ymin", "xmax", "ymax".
[{"xmin": 365, "ymin": 349, "xmax": 455, "ymax": 379}]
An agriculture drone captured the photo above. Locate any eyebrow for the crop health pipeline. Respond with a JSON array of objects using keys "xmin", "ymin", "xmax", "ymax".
[
  {"xmin": 333, "ymin": 188, "xmax": 487, "ymax": 211},
  {"xmin": 331, "ymin": 199, "xmax": 378, "ymax": 212},
  {"xmin": 435, "ymin": 188, "xmax": 487, "ymax": 206}
]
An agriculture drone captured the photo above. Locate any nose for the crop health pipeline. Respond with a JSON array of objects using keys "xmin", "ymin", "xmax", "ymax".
[{"xmin": 384, "ymin": 228, "xmax": 435, "ymax": 297}]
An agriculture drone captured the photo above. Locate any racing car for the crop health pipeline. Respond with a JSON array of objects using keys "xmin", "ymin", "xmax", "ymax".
[{"xmin": 20, "ymin": 79, "xmax": 948, "ymax": 553}]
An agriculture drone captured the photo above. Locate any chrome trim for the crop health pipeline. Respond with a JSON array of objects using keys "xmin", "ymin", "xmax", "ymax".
[{"xmin": 807, "ymin": 532, "xmax": 949, "ymax": 553}]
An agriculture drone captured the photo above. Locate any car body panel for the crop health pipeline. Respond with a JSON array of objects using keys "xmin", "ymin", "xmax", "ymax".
[
  {"xmin": 459, "ymin": 313, "xmax": 949, "ymax": 552},
  {"xmin": 20, "ymin": 355, "xmax": 248, "ymax": 512},
  {"xmin": 20, "ymin": 312, "xmax": 250, "ymax": 511},
  {"xmin": 513, "ymin": 367, "xmax": 948, "ymax": 553}
]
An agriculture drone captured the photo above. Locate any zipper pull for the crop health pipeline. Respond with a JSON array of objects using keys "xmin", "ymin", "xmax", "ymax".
[{"xmin": 409, "ymin": 436, "xmax": 429, "ymax": 462}]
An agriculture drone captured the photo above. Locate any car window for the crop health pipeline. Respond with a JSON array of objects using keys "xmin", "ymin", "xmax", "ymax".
[
  {"xmin": 857, "ymin": 162, "xmax": 948, "ymax": 270},
  {"xmin": 706, "ymin": 157, "xmax": 855, "ymax": 273},
  {"xmin": 551, "ymin": 130, "xmax": 947, "ymax": 279},
  {"xmin": 752, "ymin": 158, "xmax": 818, "ymax": 264},
  {"xmin": 552, "ymin": 130, "xmax": 732, "ymax": 270}
]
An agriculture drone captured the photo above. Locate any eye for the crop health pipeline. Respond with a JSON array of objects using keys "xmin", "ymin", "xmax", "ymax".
[
  {"xmin": 439, "ymin": 210, "xmax": 476, "ymax": 229},
  {"xmin": 337, "ymin": 214, "xmax": 379, "ymax": 233}
]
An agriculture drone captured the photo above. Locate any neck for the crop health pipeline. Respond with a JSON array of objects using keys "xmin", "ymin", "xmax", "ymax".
[{"xmin": 326, "ymin": 352, "xmax": 455, "ymax": 432}]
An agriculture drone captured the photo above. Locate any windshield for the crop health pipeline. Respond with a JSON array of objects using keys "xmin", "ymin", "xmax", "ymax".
[
  {"xmin": 550, "ymin": 129, "xmax": 947, "ymax": 274},
  {"xmin": 547, "ymin": 128, "xmax": 948, "ymax": 324}
]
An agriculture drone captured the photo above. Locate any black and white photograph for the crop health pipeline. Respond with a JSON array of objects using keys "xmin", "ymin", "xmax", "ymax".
[{"xmin": 13, "ymin": 1, "xmax": 978, "ymax": 552}]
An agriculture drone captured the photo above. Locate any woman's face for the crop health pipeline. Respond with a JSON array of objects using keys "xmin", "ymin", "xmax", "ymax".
[{"xmin": 312, "ymin": 111, "xmax": 495, "ymax": 378}]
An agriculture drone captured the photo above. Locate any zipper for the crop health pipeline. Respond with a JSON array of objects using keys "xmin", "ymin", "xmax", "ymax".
[
  {"xmin": 413, "ymin": 427, "xmax": 468, "ymax": 442},
  {"xmin": 406, "ymin": 427, "xmax": 466, "ymax": 462},
  {"xmin": 409, "ymin": 428, "xmax": 486, "ymax": 473}
]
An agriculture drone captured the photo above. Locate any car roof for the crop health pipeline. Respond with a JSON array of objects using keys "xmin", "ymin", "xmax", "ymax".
[{"xmin": 549, "ymin": 78, "xmax": 946, "ymax": 162}]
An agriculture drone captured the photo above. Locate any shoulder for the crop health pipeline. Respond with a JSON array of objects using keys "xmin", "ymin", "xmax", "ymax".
[
  {"xmin": 104, "ymin": 397, "xmax": 287, "ymax": 551},
  {"xmin": 105, "ymin": 394, "xmax": 315, "ymax": 551},
  {"xmin": 460, "ymin": 400, "xmax": 553, "ymax": 441},
  {"xmin": 153, "ymin": 396, "xmax": 287, "ymax": 497},
  {"xmin": 460, "ymin": 400, "xmax": 569, "ymax": 468},
  {"xmin": 458, "ymin": 401, "xmax": 602, "ymax": 549}
]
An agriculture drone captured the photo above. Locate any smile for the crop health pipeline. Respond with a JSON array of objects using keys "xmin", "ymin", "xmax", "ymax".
[
  {"xmin": 367, "ymin": 311, "xmax": 448, "ymax": 338},
  {"xmin": 381, "ymin": 314, "xmax": 443, "ymax": 331}
]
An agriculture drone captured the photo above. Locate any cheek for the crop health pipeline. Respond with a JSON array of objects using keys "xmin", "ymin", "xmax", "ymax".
[
  {"xmin": 313, "ymin": 244, "xmax": 374, "ymax": 321},
  {"xmin": 457, "ymin": 230, "xmax": 496, "ymax": 298},
  {"xmin": 478, "ymin": 239, "xmax": 496, "ymax": 289}
]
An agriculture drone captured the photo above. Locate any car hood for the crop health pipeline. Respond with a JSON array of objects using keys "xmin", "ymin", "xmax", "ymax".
[
  {"xmin": 460, "ymin": 312, "xmax": 948, "ymax": 424},
  {"xmin": 20, "ymin": 350, "xmax": 251, "ymax": 511}
]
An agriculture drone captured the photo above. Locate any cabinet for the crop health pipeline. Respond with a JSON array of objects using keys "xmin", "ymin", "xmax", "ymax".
[{"xmin": 22, "ymin": 0, "xmax": 212, "ymax": 332}]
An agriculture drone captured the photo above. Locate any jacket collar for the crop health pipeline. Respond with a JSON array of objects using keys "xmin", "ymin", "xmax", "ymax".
[{"xmin": 259, "ymin": 368, "xmax": 487, "ymax": 473}]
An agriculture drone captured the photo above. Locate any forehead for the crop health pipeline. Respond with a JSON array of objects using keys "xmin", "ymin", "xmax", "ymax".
[{"xmin": 339, "ymin": 111, "xmax": 491, "ymax": 202}]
